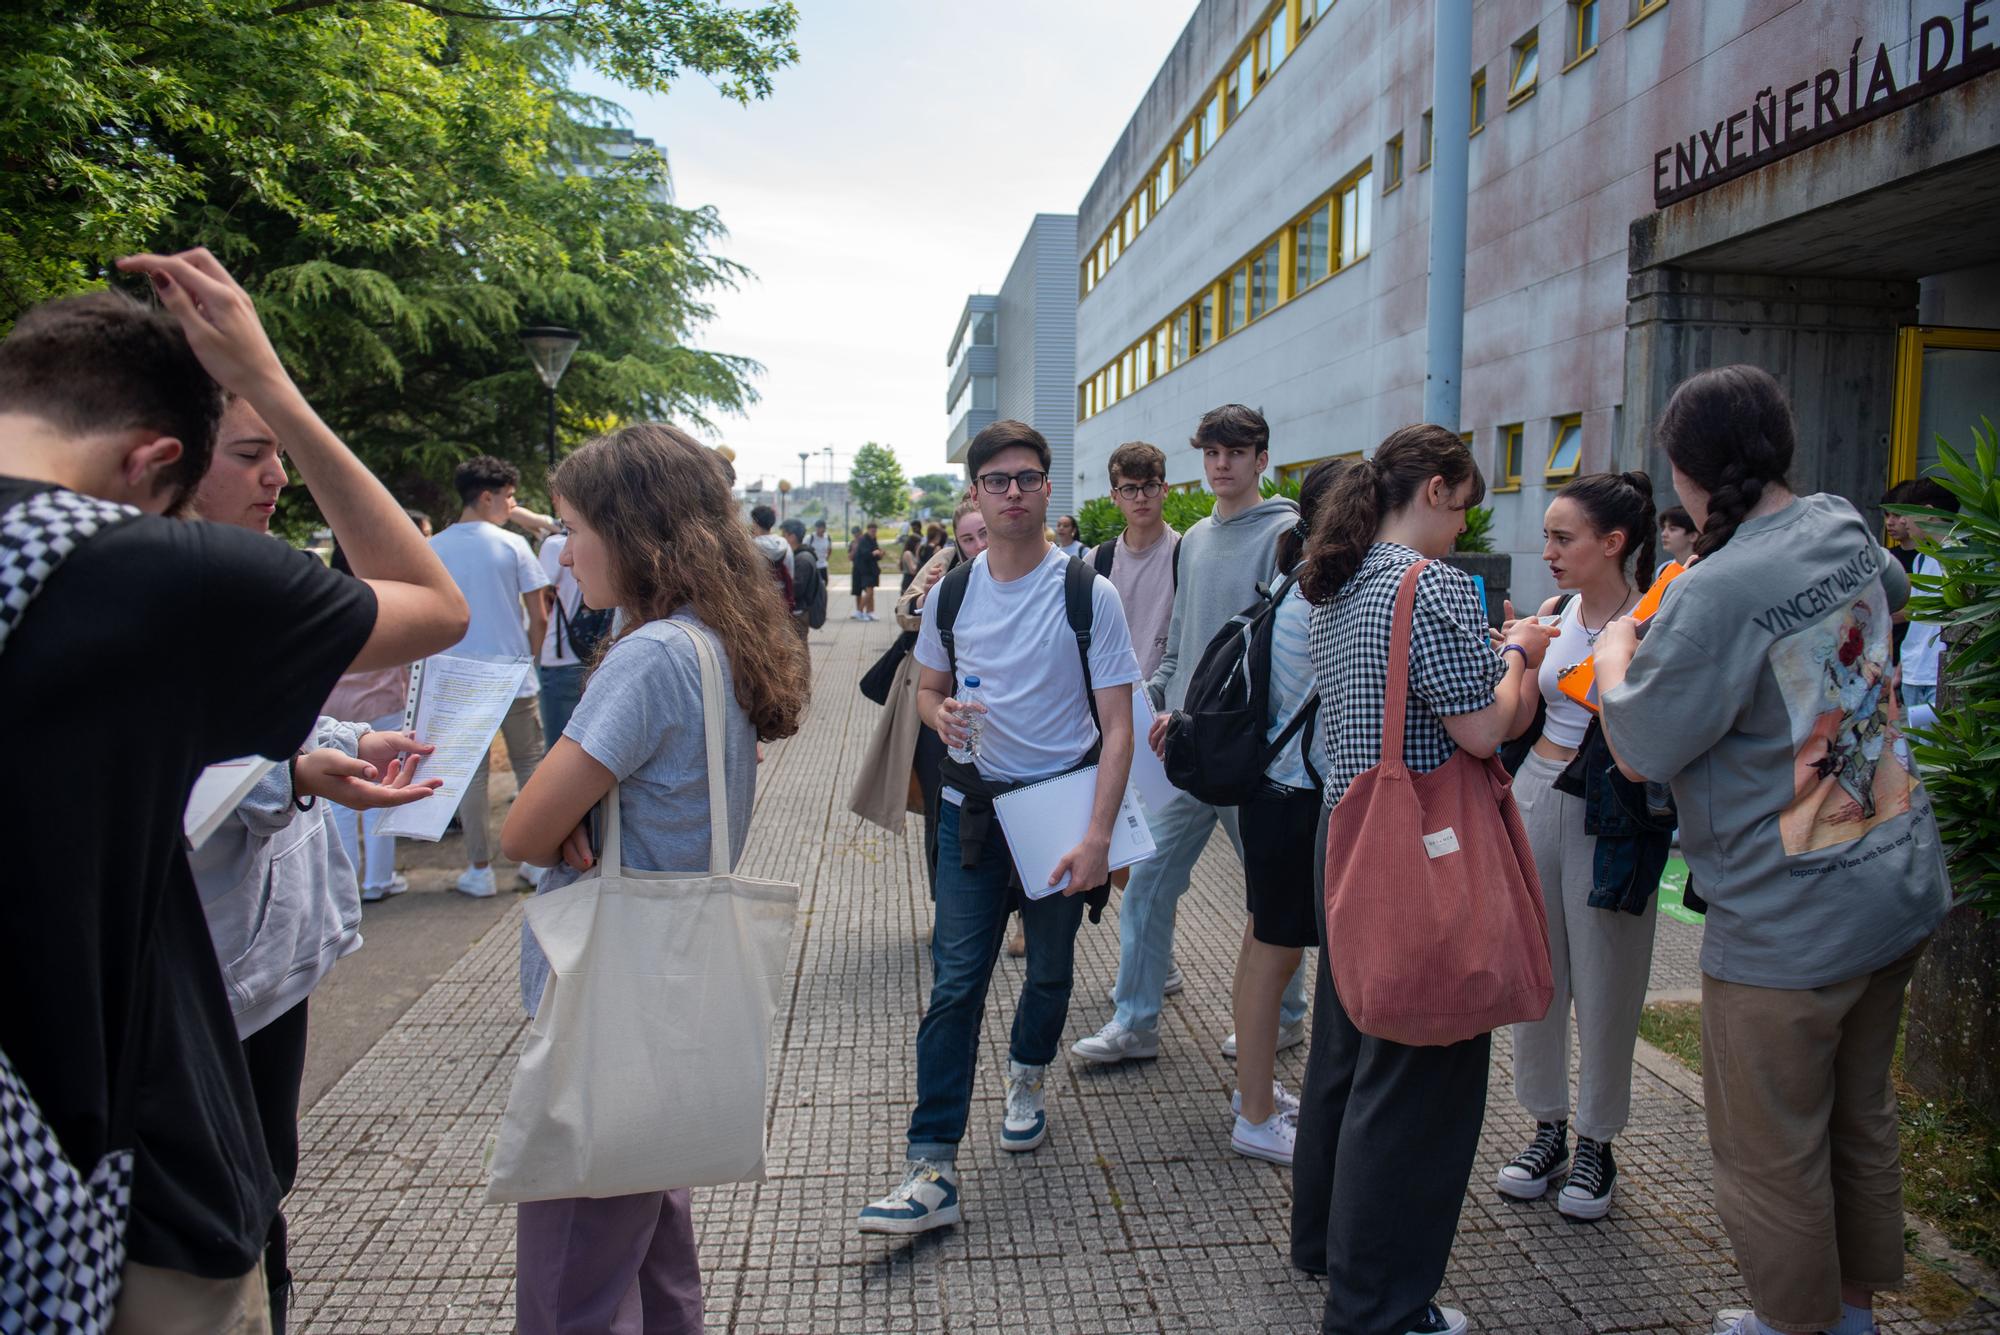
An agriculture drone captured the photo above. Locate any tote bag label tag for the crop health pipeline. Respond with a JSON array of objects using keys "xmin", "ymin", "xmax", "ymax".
[{"xmin": 1422, "ymin": 827, "xmax": 1461, "ymax": 859}]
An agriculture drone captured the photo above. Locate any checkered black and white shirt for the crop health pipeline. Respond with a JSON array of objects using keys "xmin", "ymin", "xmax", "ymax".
[{"xmin": 1308, "ymin": 543, "xmax": 1505, "ymax": 806}]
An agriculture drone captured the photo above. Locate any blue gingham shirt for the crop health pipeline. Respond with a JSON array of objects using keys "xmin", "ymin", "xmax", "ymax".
[{"xmin": 1307, "ymin": 543, "xmax": 1505, "ymax": 806}]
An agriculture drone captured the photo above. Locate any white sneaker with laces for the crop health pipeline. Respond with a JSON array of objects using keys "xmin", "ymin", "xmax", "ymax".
[
  {"xmin": 1220, "ymin": 1017, "xmax": 1306, "ymax": 1058},
  {"xmin": 1001, "ymin": 1060, "xmax": 1047, "ymax": 1152},
  {"xmin": 1231, "ymin": 1081, "xmax": 1301, "ymax": 1120},
  {"xmin": 856, "ymin": 1160, "xmax": 960, "ymax": 1235},
  {"xmin": 1069, "ymin": 1020, "xmax": 1160, "ymax": 1064},
  {"xmin": 1231, "ymin": 1111, "xmax": 1296, "ymax": 1166},
  {"xmin": 361, "ymin": 872, "xmax": 409, "ymax": 903},
  {"xmin": 454, "ymin": 865, "xmax": 497, "ymax": 898}
]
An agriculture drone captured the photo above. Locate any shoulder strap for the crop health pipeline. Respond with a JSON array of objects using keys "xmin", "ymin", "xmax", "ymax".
[
  {"xmin": 0, "ymin": 489, "xmax": 141, "ymax": 658},
  {"xmin": 934, "ymin": 559, "xmax": 975, "ymax": 688},
  {"xmin": 1093, "ymin": 541, "xmax": 1116, "ymax": 577},
  {"xmin": 1171, "ymin": 534, "xmax": 1181, "ymax": 590},
  {"xmin": 648, "ymin": 619, "xmax": 733, "ymax": 874},
  {"xmin": 1380, "ymin": 559, "xmax": 1429, "ymax": 771},
  {"xmin": 1064, "ymin": 557, "xmax": 1100, "ymax": 735}
]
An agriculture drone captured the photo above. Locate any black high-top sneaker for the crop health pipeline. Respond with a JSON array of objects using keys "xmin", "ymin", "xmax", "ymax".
[
  {"xmin": 1557, "ymin": 1135, "xmax": 1616, "ymax": 1220},
  {"xmin": 1496, "ymin": 1120, "xmax": 1569, "ymax": 1199}
]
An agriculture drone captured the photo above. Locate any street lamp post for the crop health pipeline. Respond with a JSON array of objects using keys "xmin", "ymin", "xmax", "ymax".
[{"xmin": 519, "ymin": 326, "xmax": 582, "ymax": 467}]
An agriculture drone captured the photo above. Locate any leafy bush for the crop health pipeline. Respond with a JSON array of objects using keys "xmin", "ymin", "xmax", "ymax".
[
  {"xmin": 1892, "ymin": 419, "xmax": 2000, "ymax": 915},
  {"xmin": 1162, "ymin": 489, "xmax": 1216, "ymax": 532},
  {"xmin": 1456, "ymin": 506, "xmax": 1496, "ymax": 553},
  {"xmin": 1077, "ymin": 496, "xmax": 1125, "ymax": 547}
]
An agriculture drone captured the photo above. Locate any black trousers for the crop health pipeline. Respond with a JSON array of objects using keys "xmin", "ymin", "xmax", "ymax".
[
  {"xmin": 1291, "ymin": 810, "xmax": 1491, "ymax": 1335},
  {"xmin": 242, "ymin": 999, "xmax": 310, "ymax": 1334}
]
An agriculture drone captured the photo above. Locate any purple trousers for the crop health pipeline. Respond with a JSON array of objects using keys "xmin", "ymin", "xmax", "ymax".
[{"xmin": 516, "ymin": 1190, "xmax": 703, "ymax": 1335}]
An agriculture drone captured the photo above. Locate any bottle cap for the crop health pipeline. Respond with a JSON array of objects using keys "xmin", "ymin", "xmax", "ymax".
[{"xmin": 964, "ymin": 675, "xmax": 981, "ymax": 688}]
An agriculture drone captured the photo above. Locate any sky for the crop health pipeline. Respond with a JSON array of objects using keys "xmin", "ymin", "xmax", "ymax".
[{"xmin": 572, "ymin": 1, "xmax": 1196, "ymax": 495}]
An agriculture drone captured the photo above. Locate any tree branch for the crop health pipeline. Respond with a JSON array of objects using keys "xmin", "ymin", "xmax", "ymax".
[{"xmin": 268, "ymin": 0, "xmax": 578, "ymax": 22}]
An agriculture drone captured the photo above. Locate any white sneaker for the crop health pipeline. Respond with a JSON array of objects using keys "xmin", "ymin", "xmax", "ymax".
[
  {"xmin": 1069, "ymin": 1020, "xmax": 1160, "ymax": 1065},
  {"xmin": 361, "ymin": 873, "xmax": 409, "ymax": 903},
  {"xmin": 848, "ymin": 611, "xmax": 866, "ymax": 620},
  {"xmin": 856, "ymin": 1160, "xmax": 960, "ymax": 1235},
  {"xmin": 1001, "ymin": 1060, "xmax": 1047, "ymax": 1152},
  {"xmin": 515, "ymin": 862, "xmax": 546, "ymax": 891},
  {"xmin": 1231, "ymin": 1111, "xmax": 1296, "ymax": 1166},
  {"xmin": 1106, "ymin": 961, "xmax": 1183, "ymax": 1004},
  {"xmin": 1231, "ymin": 1081, "xmax": 1301, "ymax": 1120},
  {"xmin": 1220, "ymin": 1017, "xmax": 1307, "ymax": 1058},
  {"xmin": 454, "ymin": 865, "xmax": 497, "ymax": 898}
]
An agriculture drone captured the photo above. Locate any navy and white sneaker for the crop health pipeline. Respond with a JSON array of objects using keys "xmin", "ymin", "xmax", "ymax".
[
  {"xmin": 1557, "ymin": 1136, "xmax": 1616, "ymax": 1220},
  {"xmin": 1496, "ymin": 1120, "xmax": 1569, "ymax": 1200},
  {"xmin": 1002, "ymin": 1060, "xmax": 1048, "ymax": 1152},
  {"xmin": 856, "ymin": 1159, "xmax": 960, "ymax": 1235},
  {"xmin": 1408, "ymin": 1302, "xmax": 1468, "ymax": 1335}
]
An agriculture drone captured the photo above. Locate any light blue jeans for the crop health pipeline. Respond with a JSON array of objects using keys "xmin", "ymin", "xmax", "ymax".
[{"xmin": 1112, "ymin": 790, "xmax": 1309, "ymax": 1034}]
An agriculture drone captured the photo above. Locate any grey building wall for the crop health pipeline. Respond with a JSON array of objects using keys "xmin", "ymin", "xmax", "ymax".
[
  {"xmin": 998, "ymin": 214, "xmax": 1080, "ymax": 518},
  {"xmin": 945, "ymin": 295, "xmax": 1000, "ymax": 462}
]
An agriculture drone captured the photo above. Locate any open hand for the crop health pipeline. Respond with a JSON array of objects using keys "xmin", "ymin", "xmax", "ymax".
[
  {"xmin": 294, "ymin": 747, "xmax": 442, "ymax": 811},
  {"xmin": 356, "ymin": 729, "xmax": 434, "ymax": 773},
  {"xmin": 114, "ymin": 248, "xmax": 291, "ymax": 404}
]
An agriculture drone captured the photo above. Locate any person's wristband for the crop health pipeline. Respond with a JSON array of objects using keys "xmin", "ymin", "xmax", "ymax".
[{"xmin": 1499, "ymin": 643, "xmax": 1529, "ymax": 669}]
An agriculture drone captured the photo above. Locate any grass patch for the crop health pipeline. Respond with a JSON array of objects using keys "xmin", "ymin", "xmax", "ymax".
[
  {"xmin": 1639, "ymin": 1001, "xmax": 2000, "ymax": 1273},
  {"xmin": 1638, "ymin": 1001, "xmax": 1703, "ymax": 1075}
]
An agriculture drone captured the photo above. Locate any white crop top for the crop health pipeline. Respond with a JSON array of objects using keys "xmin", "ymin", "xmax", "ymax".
[{"xmin": 1536, "ymin": 596, "xmax": 1596, "ymax": 749}]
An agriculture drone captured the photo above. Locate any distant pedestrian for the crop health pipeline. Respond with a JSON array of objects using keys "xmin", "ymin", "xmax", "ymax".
[
  {"xmin": 809, "ymin": 519, "xmax": 832, "ymax": 567},
  {"xmin": 1054, "ymin": 513, "xmax": 1085, "ymax": 560},
  {"xmin": 850, "ymin": 520, "xmax": 882, "ymax": 620},
  {"xmin": 897, "ymin": 531, "xmax": 922, "ymax": 592},
  {"xmin": 1658, "ymin": 504, "xmax": 1698, "ymax": 568}
]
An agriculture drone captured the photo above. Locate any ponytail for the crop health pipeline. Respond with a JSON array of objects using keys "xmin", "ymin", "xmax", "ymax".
[
  {"xmin": 1300, "ymin": 424, "xmax": 1482, "ymax": 603},
  {"xmin": 1558, "ymin": 469, "xmax": 1659, "ymax": 589},
  {"xmin": 1276, "ymin": 456, "xmax": 1355, "ymax": 575},
  {"xmin": 1656, "ymin": 365, "xmax": 1795, "ymax": 559}
]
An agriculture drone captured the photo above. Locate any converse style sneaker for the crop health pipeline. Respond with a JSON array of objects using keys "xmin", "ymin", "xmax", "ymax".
[
  {"xmin": 1557, "ymin": 1136, "xmax": 1616, "ymax": 1220},
  {"xmin": 1105, "ymin": 961, "xmax": 1183, "ymax": 1004},
  {"xmin": 1069, "ymin": 1020, "xmax": 1160, "ymax": 1064},
  {"xmin": 1231, "ymin": 1111, "xmax": 1296, "ymax": 1166},
  {"xmin": 1220, "ymin": 1017, "xmax": 1306, "ymax": 1058},
  {"xmin": 1231, "ymin": 1081, "xmax": 1301, "ymax": 1120},
  {"xmin": 856, "ymin": 1160, "xmax": 960, "ymax": 1235},
  {"xmin": 1409, "ymin": 1303, "xmax": 1469, "ymax": 1335},
  {"xmin": 1496, "ymin": 1120, "xmax": 1569, "ymax": 1199},
  {"xmin": 1001, "ymin": 1060, "xmax": 1047, "ymax": 1152}
]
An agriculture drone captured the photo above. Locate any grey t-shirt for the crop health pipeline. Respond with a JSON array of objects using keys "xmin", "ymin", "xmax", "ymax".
[
  {"xmin": 1601, "ymin": 493, "xmax": 1947, "ymax": 989},
  {"xmin": 519, "ymin": 611, "xmax": 758, "ymax": 1012}
]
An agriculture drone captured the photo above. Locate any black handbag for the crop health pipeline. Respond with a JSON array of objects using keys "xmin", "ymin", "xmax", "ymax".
[{"xmin": 859, "ymin": 629, "xmax": 918, "ymax": 707}]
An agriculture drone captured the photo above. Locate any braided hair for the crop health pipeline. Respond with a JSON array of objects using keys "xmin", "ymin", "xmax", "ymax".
[{"xmin": 1656, "ymin": 365, "xmax": 1795, "ymax": 559}]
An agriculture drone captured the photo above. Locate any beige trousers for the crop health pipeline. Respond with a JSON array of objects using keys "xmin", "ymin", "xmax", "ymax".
[
  {"xmin": 1701, "ymin": 941, "xmax": 1927, "ymax": 1332},
  {"xmin": 111, "ymin": 1259, "xmax": 269, "ymax": 1335},
  {"xmin": 456, "ymin": 693, "xmax": 546, "ymax": 865}
]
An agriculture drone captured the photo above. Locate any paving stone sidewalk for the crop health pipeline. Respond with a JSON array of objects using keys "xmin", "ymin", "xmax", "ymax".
[{"xmin": 287, "ymin": 604, "xmax": 1993, "ymax": 1334}]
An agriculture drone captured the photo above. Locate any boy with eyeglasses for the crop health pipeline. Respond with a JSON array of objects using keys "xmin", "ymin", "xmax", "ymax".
[{"xmin": 1089, "ymin": 441, "xmax": 1180, "ymax": 678}]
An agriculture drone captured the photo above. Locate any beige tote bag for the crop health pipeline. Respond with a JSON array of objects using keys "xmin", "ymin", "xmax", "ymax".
[{"xmin": 486, "ymin": 622, "xmax": 798, "ymax": 1203}]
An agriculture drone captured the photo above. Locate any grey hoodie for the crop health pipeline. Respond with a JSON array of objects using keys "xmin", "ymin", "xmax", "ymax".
[{"xmin": 1147, "ymin": 494, "xmax": 1300, "ymax": 712}]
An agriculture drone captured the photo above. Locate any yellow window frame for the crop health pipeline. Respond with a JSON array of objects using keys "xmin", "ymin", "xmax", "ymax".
[
  {"xmin": 1628, "ymin": 0, "xmax": 1667, "ymax": 26},
  {"xmin": 1890, "ymin": 325, "xmax": 2000, "ymax": 483},
  {"xmin": 1567, "ymin": 0, "xmax": 1600, "ymax": 69},
  {"xmin": 1470, "ymin": 70, "xmax": 1487, "ymax": 135},
  {"xmin": 1508, "ymin": 31, "xmax": 1539, "ymax": 105},
  {"xmin": 1546, "ymin": 414, "xmax": 1584, "ymax": 479},
  {"xmin": 1495, "ymin": 423, "xmax": 1524, "ymax": 492},
  {"xmin": 1384, "ymin": 134, "xmax": 1404, "ymax": 192}
]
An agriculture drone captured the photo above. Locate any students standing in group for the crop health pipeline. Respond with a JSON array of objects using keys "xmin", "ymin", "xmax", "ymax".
[
  {"xmin": 850, "ymin": 520, "xmax": 882, "ymax": 620},
  {"xmin": 430, "ymin": 455, "xmax": 553, "ymax": 897},
  {"xmin": 1595, "ymin": 366, "xmax": 1948, "ymax": 1335},
  {"xmin": 1227, "ymin": 459, "xmax": 1343, "ymax": 1167},
  {"xmin": 1087, "ymin": 442, "xmax": 1180, "ymax": 679},
  {"xmin": 1495, "ymin": 472, "xmax": 1665, "ymax": 1221},
  {"xmin": 1658, "ymin": 504, "xmax": 1698, "ymax": 569},
  {"xmin": 857, "ymin": 420, "xmax": 1138, "ymax": 1236},
  {"xmin": 501, "ymin": 423, "xmax": 808, "ymax": 1334},
  {"xmin": 0, "ymin": 248, "xmax": 467, "ymax": 1332},
  {"xmin": 1073, "ymin": 405, "xmax": 1305, "ymax": 1067},
  {"xmin": 1289, "ymin": 426, "xmax": 1554, "ymax": 1335}
]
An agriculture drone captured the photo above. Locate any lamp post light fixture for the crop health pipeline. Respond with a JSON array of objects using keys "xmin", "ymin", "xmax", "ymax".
[{"xmin": 519, "ymin": 325, "xmax": 582, "ymax": 466}]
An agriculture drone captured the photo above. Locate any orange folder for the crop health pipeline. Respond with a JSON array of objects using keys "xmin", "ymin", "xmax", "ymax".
[{"xmin": 1554, "ymin": 561, "xmax": 1687, "ymax": 714}]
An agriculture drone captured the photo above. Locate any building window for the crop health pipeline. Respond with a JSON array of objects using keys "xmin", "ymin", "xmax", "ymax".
[
  {"xmin": 1179, "ymin": 125, "xmax": 1197, "ymax": 181},
  {"xmin": 1259, "ymin": 9, "xmax": 1289, "ymax": 80},
  {"xmin": 1570, "ymin": 0, "xmax": 1600, "ymax": 64},
  {"xmin": 1297, "ymin": 0, "xmax": 1322, "ymax": 35},
  {"xmin": 1630, "ymin": 0, "xmax": 1667, "ymax": 22},
  {"xmin": 1497, "ymin": 423, "xmax": 1524, "ymax": 490},
  {"xmin": 970, "ymin": 375, "xmax": 997, "ymax": 411},
  {"xmin": 1194, "ymin": 290, "xmax": 1214, "ymax": 353},
  {"xmin": 1172, "ymin": 309, "xmax": 1190, "ymax": 367},
  {"xmin": 1419, "ymin": 109, "xmax": 1434, "ymax": 169},
  {"xmin": 1226, "ymin": 266, "xmax": 1248, "ymax": 336},
  {"xmin": 1199, "ymin": 96, "xmax": 1221, "ymax": 157},
  {"xmin": 971, "ymin": 310, "xmax": 995, "ymax": 345},
  {"xmin": 1154, "ymin": 326, "xmax": 1170, "ymax": 379},
  {"xmin": 1547, "ymin": 414, "xmax": 1583, "ymax": 478},
  {"xmin": 1470, "ymin": 69, "xmax": 1487, "ymax": 134},
  {"xmin": 1250, "ymin": 239, "xmax": 1280, "ymax": 321},
  {"xmin": 1226, "ymin": 50, "xmax": 1255, "ymax": 123},
  {"xmin": 1509, "ymin": 30, "xmax": 1539, "ymax": 104},
  {"xmin": 1277, "ymin": 453, "xmax": 1357, "ymax": 486},
  {"xmin": 1337, "ymin": 173, "xmax": 1371, "ymax": 267},
  {"xmin": 1384, "ymin": 133, "xmax": 1403, "ymax": 191},
  {"xmin": 1295, "ymin": 200, "xmax": 1331, "ymax": 288}
]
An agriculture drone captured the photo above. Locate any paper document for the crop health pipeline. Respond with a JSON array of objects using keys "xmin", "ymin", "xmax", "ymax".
[
  {"xmin": 378, "ymin": 654, "xmax": 533, "ymax": 841},
  {"xmin": 185, "ymin": 756, "xmax": 280, "ymax": 849},
  {"xmin": 1125, "ymin": 692, "xmax": 1180, "ymax": 813},
  {"xmin": 994, "ymin": 766, "xmax": 1157, "ymax": 900}
]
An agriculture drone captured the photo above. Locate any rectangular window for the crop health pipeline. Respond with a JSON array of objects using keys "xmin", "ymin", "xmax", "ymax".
[
  {"xmin": 1194, "ymin": 290, "xmax": 1214, "ymax": 353},
  {"xmin": 1226, "ymin": 52, "xmax": 1253, "ymax": 122},
  {"xmin": 1157, "ymin": 159, "xmax": 1174, "ymax": 207},
  {"xmin": 1298, "ymin": 0, "xmax": 1321, "ymax": 33},
  {"xmin": 1125, "ymin": 201, "xmax": 1138, "ymax": 244},
  {"xmin": 1295, "ymin": 201, "xmax": 1331, "ymax": 287},
  {"xmin": 1132, "ymin": 342, "xmax": 1149, "ymax": 392},
  {"xmin": 970, "ymin": 374, "xmax": 997, "ymax": 411},
  {"xmin": 1419, "ymin": 109, "xmax": 1434, "ymax": 169},
  {"xmin": 1172, "ymin": 309, "xmax": 1190, "ymax": 367},
  {"xmin": 1497, "ymin": 423, "xmax": 1524, "ymax": 489},
  {"xmin": 1154, "ymin": 326, "xmax": 1170, "ymax": 379},
  {"xmin": 1355, "ymin": 172, "xmax": 1372, "ymax": 258},
  {"xmin": 1338, "ymin": 185, "xmax": 1358, "ymax": 269},
  {"xmin": 1179, "ymin": 125, "xmax": 1197, "ymax": 179},
  {"xmin": 1571, "ymin": 0, "xmax": 1599, "ymax": 62},
  {"xmin": 1199, "ymin": 97, "xmax": 1221, "ymax": 157},
  {"xmin": 1547, "ymin": 414, "xmax": 1583, "ymax": 478},
  {"xmin": 1384, "ymin": 133, "xmax": 1403, "ymax": 191},
  {"xmin": 1470, "ymin": 69, "xmax": 1487, "ymax": 133},
  {"xmin": 1226, "ymin": 266, "xmax": 1248, "ymax": 336},
  {"xmin": 1631, "ymin": 0, "xmax": 1667, "ymax": 21},
  {"xmin": 1137, "ymin": 187, "xmax": 1151, "ymax": 231},
  {"xmin": 1509, "ymin": 30, "xmax": 1539, "ymax": 103},
  {"xmin": 1263, "ymin": 11, "xmax": 1289, "ymax": 77},
  {"xmin": 1249, "ymin": 239, "xmax": 1280, "ymax": 321}
]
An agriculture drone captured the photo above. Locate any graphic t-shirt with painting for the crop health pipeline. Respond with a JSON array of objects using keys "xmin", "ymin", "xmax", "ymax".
[{"xmin": 1601, "ymin": 493, "xmax": 1948, "ymax": 989}]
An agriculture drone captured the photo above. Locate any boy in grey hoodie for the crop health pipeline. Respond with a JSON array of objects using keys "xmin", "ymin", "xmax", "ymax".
[{"xmin": 1073, "ymin": 405, "xmax": 1311, "ymax": 1065}]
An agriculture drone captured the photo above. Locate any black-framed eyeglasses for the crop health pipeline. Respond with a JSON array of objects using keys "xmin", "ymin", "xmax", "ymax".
[
  {"xmin": 975, "ymin": 469, "xmax": 1048, "ymax": 495},
  {"xmin": 1112, "ymin": 480, "xmax": 1165, "ymax": 500}
]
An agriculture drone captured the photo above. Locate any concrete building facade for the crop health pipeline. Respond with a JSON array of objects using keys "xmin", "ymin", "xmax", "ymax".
[
  {"xmin": 946, "ymin": 214, "xmax": 1081, "ymax": 518},
  {"xmin": 1073, "ymin": 0, "xmax": 2000, "ymax": 604}
]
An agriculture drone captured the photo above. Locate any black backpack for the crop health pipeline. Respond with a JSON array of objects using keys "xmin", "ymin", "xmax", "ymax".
[
  {"xmin": 793, "ymin": 548, "xmax": 828, "ymax": 629},
  {"xmin": 1161, "ymin": 570, "xmax": 1318, "ymax": 805},
  {"xmin": 552, "ymin": 592, "xmax": 614, "ymax": 662},
  {"xmin": 935, "ymin": 554, "xmax": 1101, "ymax": 733},
  {"xmin": 1092, "ymin": 533, "xmax": 1180, "ymax": 590}
]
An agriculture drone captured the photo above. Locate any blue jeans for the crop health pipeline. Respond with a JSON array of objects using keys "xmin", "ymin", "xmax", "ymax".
[
  {"xmin": 1112, "ymin": 790, "xmax": 1309, "ymax": 1033},
  {"xmin": 907, "ymin": 800, "xmax": 1086, "ymax": 1163},
  {"xmin": 539, "ymin": 663, "xmax": 585, "ymax": 743},
  {"xmin": 1901, "ymin": 682, "xmax": 1937, "ymax": 712}
]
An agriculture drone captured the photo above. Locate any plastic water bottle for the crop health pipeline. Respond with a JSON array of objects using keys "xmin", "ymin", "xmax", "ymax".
[{"xmin": 947, "ymin": 675, "xmax": 984, "ymax": 764}]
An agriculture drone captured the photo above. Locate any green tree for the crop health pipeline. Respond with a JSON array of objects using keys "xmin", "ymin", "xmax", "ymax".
[
  {"xmin": 849, "ymin": 442, "xmax": 908, "ymax": 523},
  {"xmin": 0, "ymin": 0, "xmax": 799, "ymax": 530}
]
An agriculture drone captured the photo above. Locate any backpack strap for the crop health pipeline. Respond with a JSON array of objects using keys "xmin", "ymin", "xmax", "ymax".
[
  {"xmin": 933, "ymin": 559, "xmax": 975, "ymax": 688},
  {"xmin": 1064, "ymin": 556, "xmax": 1101, "ymax": 736},
  {"xmin": 1171, "ymin": 534, "xmax": 1181, "ymax": 591},
  {"xmin": 1092, "ymin": 540, "xmax": 1116, "ymax": 578}
]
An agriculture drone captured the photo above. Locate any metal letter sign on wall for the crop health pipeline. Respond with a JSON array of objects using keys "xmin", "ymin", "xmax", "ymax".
[{"xmin": 1652, "ymin": 0, "xmax": 2000, "ymax": 208}]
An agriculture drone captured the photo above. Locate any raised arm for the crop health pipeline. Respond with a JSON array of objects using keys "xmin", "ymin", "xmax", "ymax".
[{"xmin": 116, "ymin": 248, "xmax": 468, "ymax": 671}]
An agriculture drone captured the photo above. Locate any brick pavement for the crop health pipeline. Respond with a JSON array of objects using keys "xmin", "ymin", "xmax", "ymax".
[{"xmin": 287, "ymin": 601, "xmax": 1993, "ymax": 1334}]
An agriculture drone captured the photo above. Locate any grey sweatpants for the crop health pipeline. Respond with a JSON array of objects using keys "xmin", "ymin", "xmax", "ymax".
[{"xmin": 1508, "ymin": 750, "xmax": 1658, "ymax": 1142}]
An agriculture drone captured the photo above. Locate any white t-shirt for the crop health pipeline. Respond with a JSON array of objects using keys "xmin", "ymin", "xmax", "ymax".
[
  {"xmin": 913, "ymin": 545, "xmax": 1141, "ymax": 783},
  {"xmin": 1265, "ymin": 582, "xmax": 1330, "ymax": 788},
  {"xmin": 537, "ymin": 533, "xmax": 583, "ymax": 668},
  {"xmin": 430, "ymin": 520, "xmax": 552, "ymax": 698},
  {"xmin": 1902, "ymin": 552, "xmax": 1944, "ymax": 687},
  {"xmin": 807, "ymin": 533, "xmax": 831, "ymax": 565}
]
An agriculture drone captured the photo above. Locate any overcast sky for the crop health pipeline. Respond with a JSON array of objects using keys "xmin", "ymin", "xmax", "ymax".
[{"xmin": 574, "ymin": 1, "xmax": 1195, "ymax": 493}]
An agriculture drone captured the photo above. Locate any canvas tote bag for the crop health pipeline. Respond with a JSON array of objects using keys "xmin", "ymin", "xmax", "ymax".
[
  {"xmin": 1322, "ymin": 559, "xmax": 1554, "ymax": 1047},
  {"xmin": 487, "ymin": 621, "xmax": 798, "ymax": 1202}
]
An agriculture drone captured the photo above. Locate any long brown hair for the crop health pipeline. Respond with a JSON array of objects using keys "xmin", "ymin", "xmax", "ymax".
[
  {"xmin": 1300, "ymin": 425, "xmax": 1483, "ymax": 603},
  {"xmin": 551, "ymin": 423, "xmax": 809, "ymax": 741}
]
